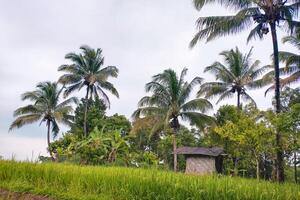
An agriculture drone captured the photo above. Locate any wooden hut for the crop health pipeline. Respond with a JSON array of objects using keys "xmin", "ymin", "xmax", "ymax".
[{"xmin": 175, "ymin": 147, "xmax": 225, "ymax": 175}]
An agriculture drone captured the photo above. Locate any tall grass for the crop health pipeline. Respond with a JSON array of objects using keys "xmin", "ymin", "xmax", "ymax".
[{"xmin": 0, "ymin": 160, "xmax": 299, "ymax": 200}]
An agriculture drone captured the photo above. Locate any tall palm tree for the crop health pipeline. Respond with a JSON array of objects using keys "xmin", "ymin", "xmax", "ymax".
[
  {"xmin": 58, "ymin": 45, "xmax": 119, "ymax": 137},
  {"xmin": 198, "ymin": 47, "xmax": 266, "ymax": 109},
  {"xmin": 190, "ymin": 0, "xmax": 300, "ymax": 182},
  {"xmin": 132, "ymin": 68, "xmax": 215, "ymax": 171},
  {"xmin": 9, "ymin": 82, "xmax": 77, "ymax": 159}
]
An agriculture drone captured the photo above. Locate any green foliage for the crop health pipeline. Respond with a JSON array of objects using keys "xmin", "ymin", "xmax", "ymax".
[
  {"xmin": 198, "ymin": 47, "xmax": 266, "ymax": 108},
  {"xmin": 50, "ymin": 127, "xmax": 131, "ymax": 166},
  {"xmin": 10, "ymin": 82, "xmax": 77, "ymax": 158},
  {"xmin": 0, "ymin": 161, "xmax": 299, "ymax": 200},
  {"xmin": 71, "ymin": 97, "xmax": 131, "ymax": 138},
  {"xmin": 205, "ymin": 106, "xmax": 275, "ymax": 178},
  {"xmin": 133, "ymin": 68, "xmax": 214, "ymax": 132},
  {"xmin": 58, "ymin": 45, "xmax": 119, "ymax": 105},
  {"xmin": 190, "ymin": 1, "xmax": 300, "ymax": 45},
  {"xmin": 103, "ymin": 114, "xmax": 131, "ymax": 134},
  {"xmin": 215, "ymin": 105, "xmax": 239, "ymax": 125},
  {"xmin": 58, "ymin": 45, "xmax": 119, "ymax": 137},
  {"xmin": 71, "ymin": 97, "xmax": 106, "ymax": 137},
  {"xmin": 279, "ymin": 87, "xmax": 300, "ymax": 112},
  {"xmin": 157, "ymin": 126, "xmax": 202, "ymax": 171},
  {"xmin": 10, "ymin": 82, "xmax": 77, "ymax": 136}
]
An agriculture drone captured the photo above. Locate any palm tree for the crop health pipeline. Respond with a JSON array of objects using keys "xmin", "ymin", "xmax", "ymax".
[
  {"xmin": 190, "ymin": 0, "xmax": 300, "ymax": 182},
  {"xmin": 9, "ymin": 82, "xmax": 77, "ymax": 159},
  {"xmin": 198, "ymin": 47, "xmax": 266, "ymax": 109},
  {"xmin": 132, "ymin": 68, "xmax": 215, "ymax": 171},
  {"xmin": 58, "ymin": 45, "xmax": 119, "ymax": 137}
]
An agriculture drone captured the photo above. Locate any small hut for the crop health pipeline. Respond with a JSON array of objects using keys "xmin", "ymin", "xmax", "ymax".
[{"xmin": 175, "ymin": 147, "xmax": 225, "ymax": 175}]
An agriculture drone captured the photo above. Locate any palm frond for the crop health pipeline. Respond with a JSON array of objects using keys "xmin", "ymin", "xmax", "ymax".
[
  {"xmin": 13, "ymin": 105, "xmax": 41, "ymax": 117},
  {"xmin": 180, "ymin": 112, "xmax": 215, "ymax": 130},
  {"xmin": 247, "ymin": 23, "xmax": 264, "ymax": 43},
  {"xmin": 98, "ymin": 81, "xmax": 119, "ymax": 98},
  {"xmin": 9, "ymin": 114, "xmax": 42, "ymax": 131},
  {"xmin": 180, "ymin": 98, "xmax": 213, "ymax": 112},
  {"xmin": 192, "ymin": 0, "xmax": 251, "ymax": 11},
  {"xmin": 241, "ymin": 91, "xmax": 257, "ymax": 107},
  {"xmin": 190, "ymin": 7, "xmax": 257, "ymax": 46},
  {"xmin": 216, "ymin": 90, "xmax": 234, "ymax": 104}
]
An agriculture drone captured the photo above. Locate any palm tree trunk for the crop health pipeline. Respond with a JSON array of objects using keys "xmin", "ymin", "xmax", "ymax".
[
  {"xmin": 294, "ymin": 138, "xmax": 298, "ymax": 183},
  {"xmin": 84, "ymin": 86, "xmax": 90, "ymax": 138},
  {"xmin": 270, "ymin": 22, "xmax": 284, "ymax": 183},
  {"xmin": 294, "ymin": 151, "xmax": 297, "ymax": 183},
  {"xmin": 237, "ymin": 90, "xmax": 241, "ymax": 110},
  {"xmin": 46, "ymin": 120, "xmax": 53, "ymax": 160},
  {"xmin": 173, "ymin": 132, "xmax": 177, "ymax": 172}
]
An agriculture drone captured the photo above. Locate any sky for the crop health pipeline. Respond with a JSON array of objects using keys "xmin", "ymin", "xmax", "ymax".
[{"xmin": 0, "ymin": 0, "xmax": 298, "ymax": 160}]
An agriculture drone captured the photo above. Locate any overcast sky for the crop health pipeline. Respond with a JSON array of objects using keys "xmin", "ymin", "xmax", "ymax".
[{"xmin": 0, "ymin": 0, "xmax": 298, "ymax": 160}]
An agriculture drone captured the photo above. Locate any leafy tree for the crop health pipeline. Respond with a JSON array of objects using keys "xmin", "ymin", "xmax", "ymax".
[
  {"xmin": 130, "ymin": 116, "xmax": 162, "ymax": 153},
  {"xmin": 58, "ymin": 45, "xmax": 119, "ymax": 137},
  {"xmin": 278, "ymin": 87, "xmax": 300, "ymax": 111},
  {"xmin": 10, "ymin": 82, "xmax": 77, "ymax": 159},
  {"xmin": 75, "ymin": 128, "xmax": 111, "ymax": 165},
  {"xmin": 103, "ymin": 114, "xmax": 131, "ymax": 134},
  {"xmin": 190, "ymin": 0, "xmax": 300, "ymax": 182},
  {"xmin": 107, "ymin": 130, "xmax": 130, "ymax": 164},
  {"xmin": 71, "ymin": 97, "xmax": 131, "ymax": 137},
  {"xmin": 213, "ymin": 111, "xmax": 273, "ymax": 179},
  {"xmin": 71, "ymin": 97, "xmax": 107, "ymax": 137},
  {"xmin": 132, "ymin": 68, "xmax": 214, "ymax": 171},
  {"xmin": 215, "ymin": 105, "xmax": 240, "ymax": 125},
  {"xmin": 198, "ymin": 47, "xmax": 266, "ymax": 109}
]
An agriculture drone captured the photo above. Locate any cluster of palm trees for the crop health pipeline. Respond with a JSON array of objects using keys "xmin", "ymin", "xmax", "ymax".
[
  {"xmin": 131, "ymin": 48, "xmax": 266, "ymax": 172},
  {"xmin": 10, "ymin": 46, "xmax": 119, "ymax": 159},
  {"xmin": 189, "ymin": 0, "xmax": 300, "ymax": 182}
]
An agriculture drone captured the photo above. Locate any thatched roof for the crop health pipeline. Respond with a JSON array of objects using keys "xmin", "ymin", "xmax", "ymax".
[{"xmin": 174, "ymin": 147, "xmax": 224, "ymax": 157}]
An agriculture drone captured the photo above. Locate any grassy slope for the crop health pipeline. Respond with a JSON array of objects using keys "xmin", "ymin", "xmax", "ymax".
[{"xmin": 0, "ymin": 161, "xmax": 299, "ymax": 200}]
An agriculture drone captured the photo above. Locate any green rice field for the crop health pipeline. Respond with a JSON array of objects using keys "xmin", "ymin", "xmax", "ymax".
[{"xmin": 0, "ymin": 160, "xmax": 299, "ymax": 200}]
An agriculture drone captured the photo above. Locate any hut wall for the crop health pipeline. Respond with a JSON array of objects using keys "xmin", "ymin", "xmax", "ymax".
[{"xmin": 185, "ymin": 156, "xmax": 216, "ymax": 175}]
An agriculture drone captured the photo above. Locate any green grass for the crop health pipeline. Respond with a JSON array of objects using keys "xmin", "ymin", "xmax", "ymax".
[{"xmin": 0, "ymin": 160, "xmax": 299, "ymax": 200}]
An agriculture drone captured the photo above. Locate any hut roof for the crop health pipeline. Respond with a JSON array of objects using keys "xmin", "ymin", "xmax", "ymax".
[{"xmin": 174, "ymin": 147, "xmax": 224, "ymax": 157}]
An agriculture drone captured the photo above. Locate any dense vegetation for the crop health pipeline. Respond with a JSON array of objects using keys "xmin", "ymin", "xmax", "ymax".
[{"xmin": 0, "ymin": 161, "xmax": 299, "ymax": 200}]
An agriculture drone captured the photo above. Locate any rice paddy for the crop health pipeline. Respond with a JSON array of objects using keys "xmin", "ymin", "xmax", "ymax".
[{"xmin": 0, "ymin": 160, "xmax": 299, "ymax": 200}]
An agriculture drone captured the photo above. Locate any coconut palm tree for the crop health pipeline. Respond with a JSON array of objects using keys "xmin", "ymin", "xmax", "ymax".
[
  {"xmin": 198, "ymin": 47, "xmax": 267, "ymax": 109},
  {"xmin": 132, "ymin": 68, "xmax": 215, "ymax": 171},
  {"xmin": 58, "ymin": 45, "xmax": 119, "ymax": 137},
  {"xmin": 190, "ymin": 0, "xmax": 300, "ymax": 182},
  {"xmin": 9, "ymin": 82, "xmax": 77, "ymax": 159}
]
